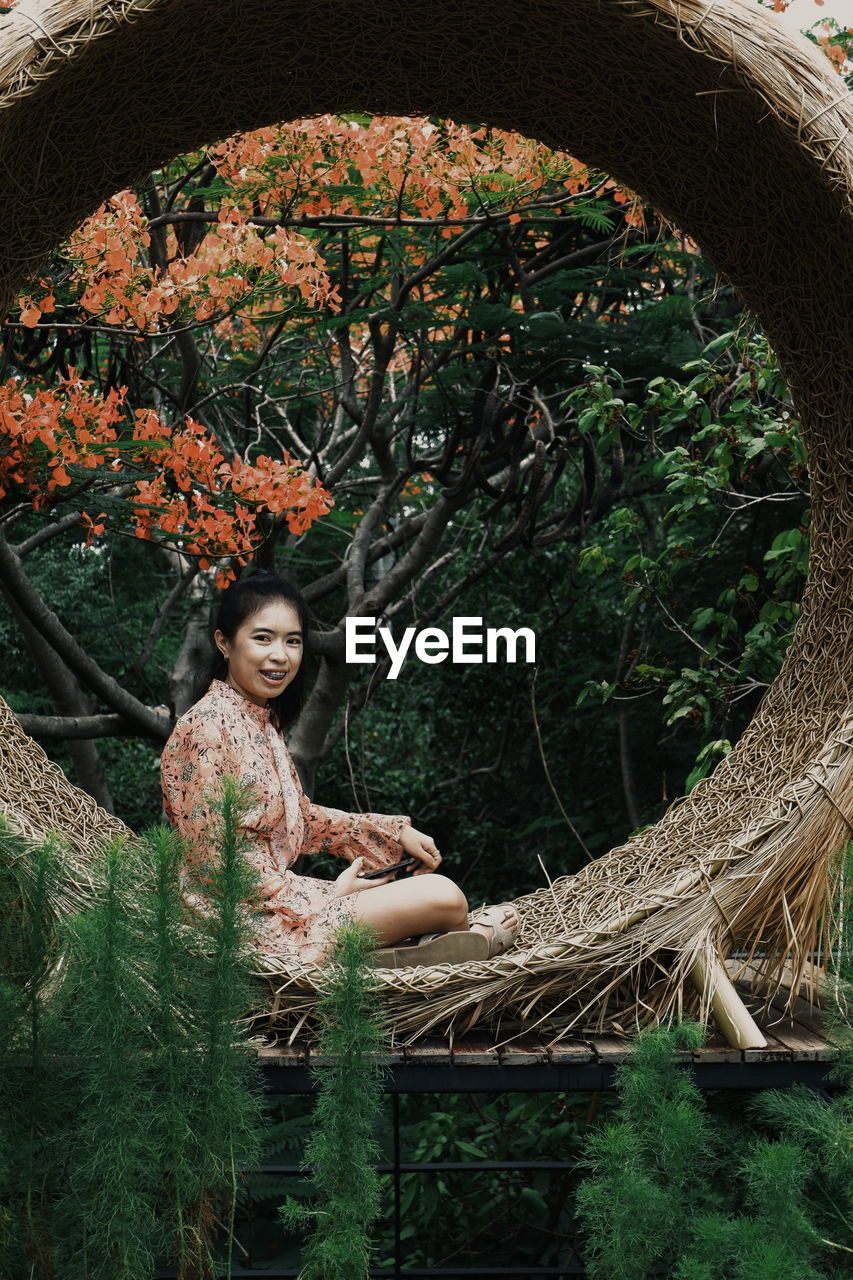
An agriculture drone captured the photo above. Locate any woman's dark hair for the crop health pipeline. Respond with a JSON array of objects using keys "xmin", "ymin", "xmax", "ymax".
[{"xmin": 200, "ymin": 571, "xmax": 312, "ymax": 729}]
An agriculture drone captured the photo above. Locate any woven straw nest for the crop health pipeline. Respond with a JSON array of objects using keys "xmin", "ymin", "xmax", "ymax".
[{"xmin": 0, "ymin": 0, "xmax": 852, "ymax": 1043}]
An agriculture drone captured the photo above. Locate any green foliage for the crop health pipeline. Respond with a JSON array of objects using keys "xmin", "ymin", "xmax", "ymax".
[
  {"xmin": 745, "ymin": 845, "xmax": 853, "ymax": 1259},
  {"xmin": 280, "ymin": 922, "xmax": 386, "ymax": 1280},
  {"xmin": 577, "ymin": 1013, "xmax": 851, "ymax": 1279},
  {"xmin": 577, "ymin": 1023, "xmax": 711, "ymax": 1280},
  {"xmin": 186, "ymin": 776, "xmax": 267, "ymax": 1278},
  {"xmin": 0, "ymin": 783, "xmax": 267, "ymax": 1279},
  {"xmin": 748, "ymin": 1085, "xmax": 852, "ymax": 1254},
  {"xmin": 306, "ymin": 324, "xmax": 813, "ymax": 894},
  {"xmin": 1, "ymin": 121, "xmax": 816, "ymax": 880},
  {"xmin": 53, "ymin": 836, "xmax": 161, "ymax": 1279},
  {"xmin": 371, "ymin": 1089, "xmax": 612, "ymax": 1272},
  {"xmin": 673, "ymin": 1140, "xmax": 827, "ymax": 1280},
  {"xmin": 0, "ymin": 824, "xmax": 64, "ymax": 1278}
]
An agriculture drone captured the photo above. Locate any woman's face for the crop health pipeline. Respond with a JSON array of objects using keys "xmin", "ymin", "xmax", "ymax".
[{"xmin": 215, "ymin": 600, "xmax": 303, "ymax": 707}]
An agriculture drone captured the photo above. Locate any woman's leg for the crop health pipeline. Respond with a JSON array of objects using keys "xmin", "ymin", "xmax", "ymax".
[
  {"xmin": 347, "ymin": 873, "xmax": 469, "ymax": 944},
  {"xmin": 347, "ymin": 876, "xmax": 520, "ymax": 952}
]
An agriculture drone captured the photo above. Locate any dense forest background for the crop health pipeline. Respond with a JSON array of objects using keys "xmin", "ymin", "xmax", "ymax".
[{"xmin": 1, "ymin": 5, "xmax": 848, "ymax": 908}]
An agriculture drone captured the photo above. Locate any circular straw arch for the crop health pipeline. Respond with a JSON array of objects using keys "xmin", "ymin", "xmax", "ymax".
[{"xmin": 0, "ymin": 0, "xmax": 851, "ymax": 1042}]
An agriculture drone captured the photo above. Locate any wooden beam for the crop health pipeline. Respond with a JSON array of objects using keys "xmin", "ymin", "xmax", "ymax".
[{"xmin": 689, "ymin": 954, "xmax": 767, "ymax": 1050}]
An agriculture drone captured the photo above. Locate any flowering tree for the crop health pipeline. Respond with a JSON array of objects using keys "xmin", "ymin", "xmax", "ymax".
[
  {"xmin": 1, "ymin": 114, "xmax": 659, "ymax": 797},
  {"xmin": 1, "ymin": 30, "xmax": 843, "ymax": 816}
]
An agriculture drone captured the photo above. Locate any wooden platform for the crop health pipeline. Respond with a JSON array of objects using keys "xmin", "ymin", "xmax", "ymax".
[{"xmin": 256, "ymin": 968, "xmax": 838, "ymax": 1094}]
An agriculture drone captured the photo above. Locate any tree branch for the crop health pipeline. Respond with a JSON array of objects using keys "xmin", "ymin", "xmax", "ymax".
[
  {"xmin": 0, "ymin": 533, "xmax": 171, "ymax": 740},
  {"xmin": 14, "ymin": 712, "xmax": 138, "ymax": 740},
  {"xmin": 302, "ymin": 510, "xmax": 430, "ymax": 605},
  {"xmin": 122, "ymin": 559, "xmax": 199, "ymax": 679},
  {"xmin": 13, "ymin": 512, "xmax": 84, "ymax": 557},
  {"xmin": 144, "ymin": 186, "xmax": 602, "ymax": 234}
]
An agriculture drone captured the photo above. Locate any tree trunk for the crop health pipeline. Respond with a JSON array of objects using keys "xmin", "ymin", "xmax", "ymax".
[
  {"xmin": 5, "ymin": 594, "xmax": 114, "ymax": 810},
  {"xmin": 617, "ymin": 702, "xmax": 641, "ymax": 832},
  {"xmin": 616, "ymin": 602, "xmax": 642, "ymax": 831},
  {"xmin": 169, "ymin": 604, "xmax": 212, "ymax": 716},
  {"xmin": 286, "ymin": 646, "xmax": 355, "ymax": 796}
]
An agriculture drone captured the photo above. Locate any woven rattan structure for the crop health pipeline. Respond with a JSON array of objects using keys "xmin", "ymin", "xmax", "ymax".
[{"xmin": 1, "ymin": 0, "xmax": 851, "ymax": 1045}]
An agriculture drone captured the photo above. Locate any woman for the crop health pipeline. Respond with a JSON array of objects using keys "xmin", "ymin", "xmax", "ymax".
[{"xmin": 160, "ymin": 572, "xmax": 519, "ymax": 966}]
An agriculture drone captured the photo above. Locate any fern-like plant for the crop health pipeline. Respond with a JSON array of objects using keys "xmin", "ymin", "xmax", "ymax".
[
  {"xmin": 52, "ymin": 835, "xmax": 161, "ymax": 1280},
  {"xmin": 746, "ymin": 843, "xmax": 853, "ymax": 1266},
  {"xmin": 576, "ymin": 1021, "xmax": 710, "ymax": 1280},
  {"xmin": 577, "ymin": 1020, "xmax": 835, "ymax": 1280},
  {"xmin": 0, "ymin": 780, "xmax": 269, "ymax": 1280},
  {"xmin": 0, "ymin": 823, "xmax": 67, "ymax": 1277},
  {"xmin": 280, "ymin": 920, "xmax": 386, "ymax": 1280},
  {"xmin": 176, "ymin": 774, "xmax": 267, "ymax": 1279}
]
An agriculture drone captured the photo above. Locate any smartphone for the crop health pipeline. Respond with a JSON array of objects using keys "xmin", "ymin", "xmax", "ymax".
[{"xmin": 357, "ymin": 855, "xmax": 418, "ymax": 880}]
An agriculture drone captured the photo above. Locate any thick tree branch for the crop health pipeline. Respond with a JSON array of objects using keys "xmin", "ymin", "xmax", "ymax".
[
  {"xmin": 123, "ymin": 559, "xmax": 199, "ymax": 679},
  {"xmin": 303, "ymin": 510, "xmax": 430, "ymax": 605},
  {"xmin": 144, "ymin": 177, "xmax": 204, "ymax": 417},
  {"xmin": 14, "ymin": 712, "xmax": 137, "ymax": 740},
  {"xmin": 4, "ymin": 590, "xmax": 115, "ymax": 806},
  {"xmin": 345, "ymin": 479, "xmax": 402, "ymax": 605},
  {"xmin": 354, "ymin": 492, "xmax": 463, "ymax": 616},
  {"xmin": 523, "ymin": 235, "xmax": 627, "ymax": 288},
  {"xmin": 14, "ymin": 512, "xmax": 83, "ymax": 558},
  {"xmin": 144, "ymin": 186, "xmax": 600, "ymax": 234},
  {"xmin": 0, "ymin": 533, "xmax": 171, "ymax": 740}
]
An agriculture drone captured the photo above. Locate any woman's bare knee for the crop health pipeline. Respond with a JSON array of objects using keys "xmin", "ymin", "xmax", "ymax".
[
  {"xmin": 347, "ymin": 873, "xmax": 468, "ymax": 944},
  {"xmin": 423, "ymin": 874, "xmax": 468, "ymax": 927}
]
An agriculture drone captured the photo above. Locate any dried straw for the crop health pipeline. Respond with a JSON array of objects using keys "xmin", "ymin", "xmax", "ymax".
[{"xmin": 0, "ymin": 0, "xmax": 851, "ymax": 1040}]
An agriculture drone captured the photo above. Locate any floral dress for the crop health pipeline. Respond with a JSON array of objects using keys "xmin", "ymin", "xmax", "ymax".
[{"xmin": 160, "ymin": 679, "xmax": 410, "ymax": 963}]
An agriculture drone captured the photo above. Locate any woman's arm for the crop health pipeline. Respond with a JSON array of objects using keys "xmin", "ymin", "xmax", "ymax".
[
  {"xmin": 300, "ymin": 795, "xmax": 441, "ymax": 875},
  {"xmin": 299, "ymin": 797, "xmax": 410, "ymax": 868}
]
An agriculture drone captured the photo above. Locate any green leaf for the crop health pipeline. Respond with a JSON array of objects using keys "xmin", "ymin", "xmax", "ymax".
[{"xmin": 519, "ymin": 1186, "xmax": 548, "ymax": 1218}]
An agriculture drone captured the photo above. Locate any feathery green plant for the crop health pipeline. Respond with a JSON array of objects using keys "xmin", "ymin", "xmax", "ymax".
[
  {"xmin": 143, "ymin": 822, "xmax": 214, "ymax": 1275},
  {"xmin": 578, "ymin": 845, "xmax": 853, "ymax": 1279},
  {"xmin": 0, "ymin": 822, "xmax": 64, "ymax": 1277},
  {"xmin": 52, "ymin": 834, "xmax": 161, "ymax": 1280},
  {"xmin": 748, "ymin": 1082, "xmax": 852, "ymax": 1255},
  {"xmin": 746, "ymin": 842, "xmax": 853, "ymax": 1263},
  {"xmin": 0, "ymin": 780, "xmax": 269, "ymax": 1280},
  {"xmin": 280, "ymin": 920, "xmax": 386, "ymax": 1280},
  {"xmin": 0, "ymin": 979, "xmax": 19, "ymax": 1268},
  {"xmin": 177, "ymin": 774, "xmax": 267, "ymax": 1279},
  {"xmin": 576, "ymin": 1021, "xmax": 710, "ymax": 1280},
  {"xmin": 736, "ymin": 1139, "xmax": 823, "ymax": 1279},
  {"xmin": 576, "ymin": 1020, "xmax": 836, "ymax": 1279}
]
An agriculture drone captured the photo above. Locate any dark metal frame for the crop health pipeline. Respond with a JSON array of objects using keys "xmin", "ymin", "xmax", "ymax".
[
  {"xmin": 260, "ymin": 1057, "xmax": 836, "ymax": 1096},
  {"xmin": 154, "ymin": 1055, "xmax": 837, "ymax": 1279}
]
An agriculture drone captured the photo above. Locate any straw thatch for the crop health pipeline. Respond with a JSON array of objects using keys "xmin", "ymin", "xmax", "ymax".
[{"xmin": 0, "ymin": 0, "xmax": 851, "ymax": 1043}]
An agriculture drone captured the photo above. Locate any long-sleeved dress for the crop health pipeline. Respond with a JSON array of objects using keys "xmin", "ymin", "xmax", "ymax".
[{"xmin": 160, "ymin": 679, "xmax": 410, "ymax": 963}]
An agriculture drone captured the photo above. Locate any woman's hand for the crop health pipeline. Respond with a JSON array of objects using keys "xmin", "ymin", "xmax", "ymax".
[
  {"xmin": 334, "ymin": 856, "xmax": 393, "ymax": 897},
  {"xmin": 399, "ymin": 825, "xmax": 441, "ymax": 875}
]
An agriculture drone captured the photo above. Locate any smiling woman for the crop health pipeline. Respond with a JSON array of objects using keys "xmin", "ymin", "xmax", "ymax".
[
  {"xmin": 210, "ymin": 579, "xmax": 310, "ymax": 721},
  {"xmin": 160, "ymin": 571, "xmax": 520, "ymax": 965}
]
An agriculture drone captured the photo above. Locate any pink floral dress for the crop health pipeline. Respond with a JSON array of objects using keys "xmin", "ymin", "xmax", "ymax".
[{"xmin": 160, "ymin": 679, "xmax": 410, "ymax": 963}]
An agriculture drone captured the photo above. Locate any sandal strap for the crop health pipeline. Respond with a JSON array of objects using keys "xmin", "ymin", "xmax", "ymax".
[{"xmin": 469, "ymin": 902, "xmax": 519, "ymax": 957}]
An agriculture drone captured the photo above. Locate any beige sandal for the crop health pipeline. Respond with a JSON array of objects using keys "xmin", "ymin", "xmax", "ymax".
[
  {"xmin": 369, "ymin": 902, "xmax": 519, "ymax": 968},
  {"xmin": 369, "ymin": 928, "xmax": 490, "ymax": 968},
  {"xmin": 469, "ymin": 902, "xmax": 520, "ymax": 957}
]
